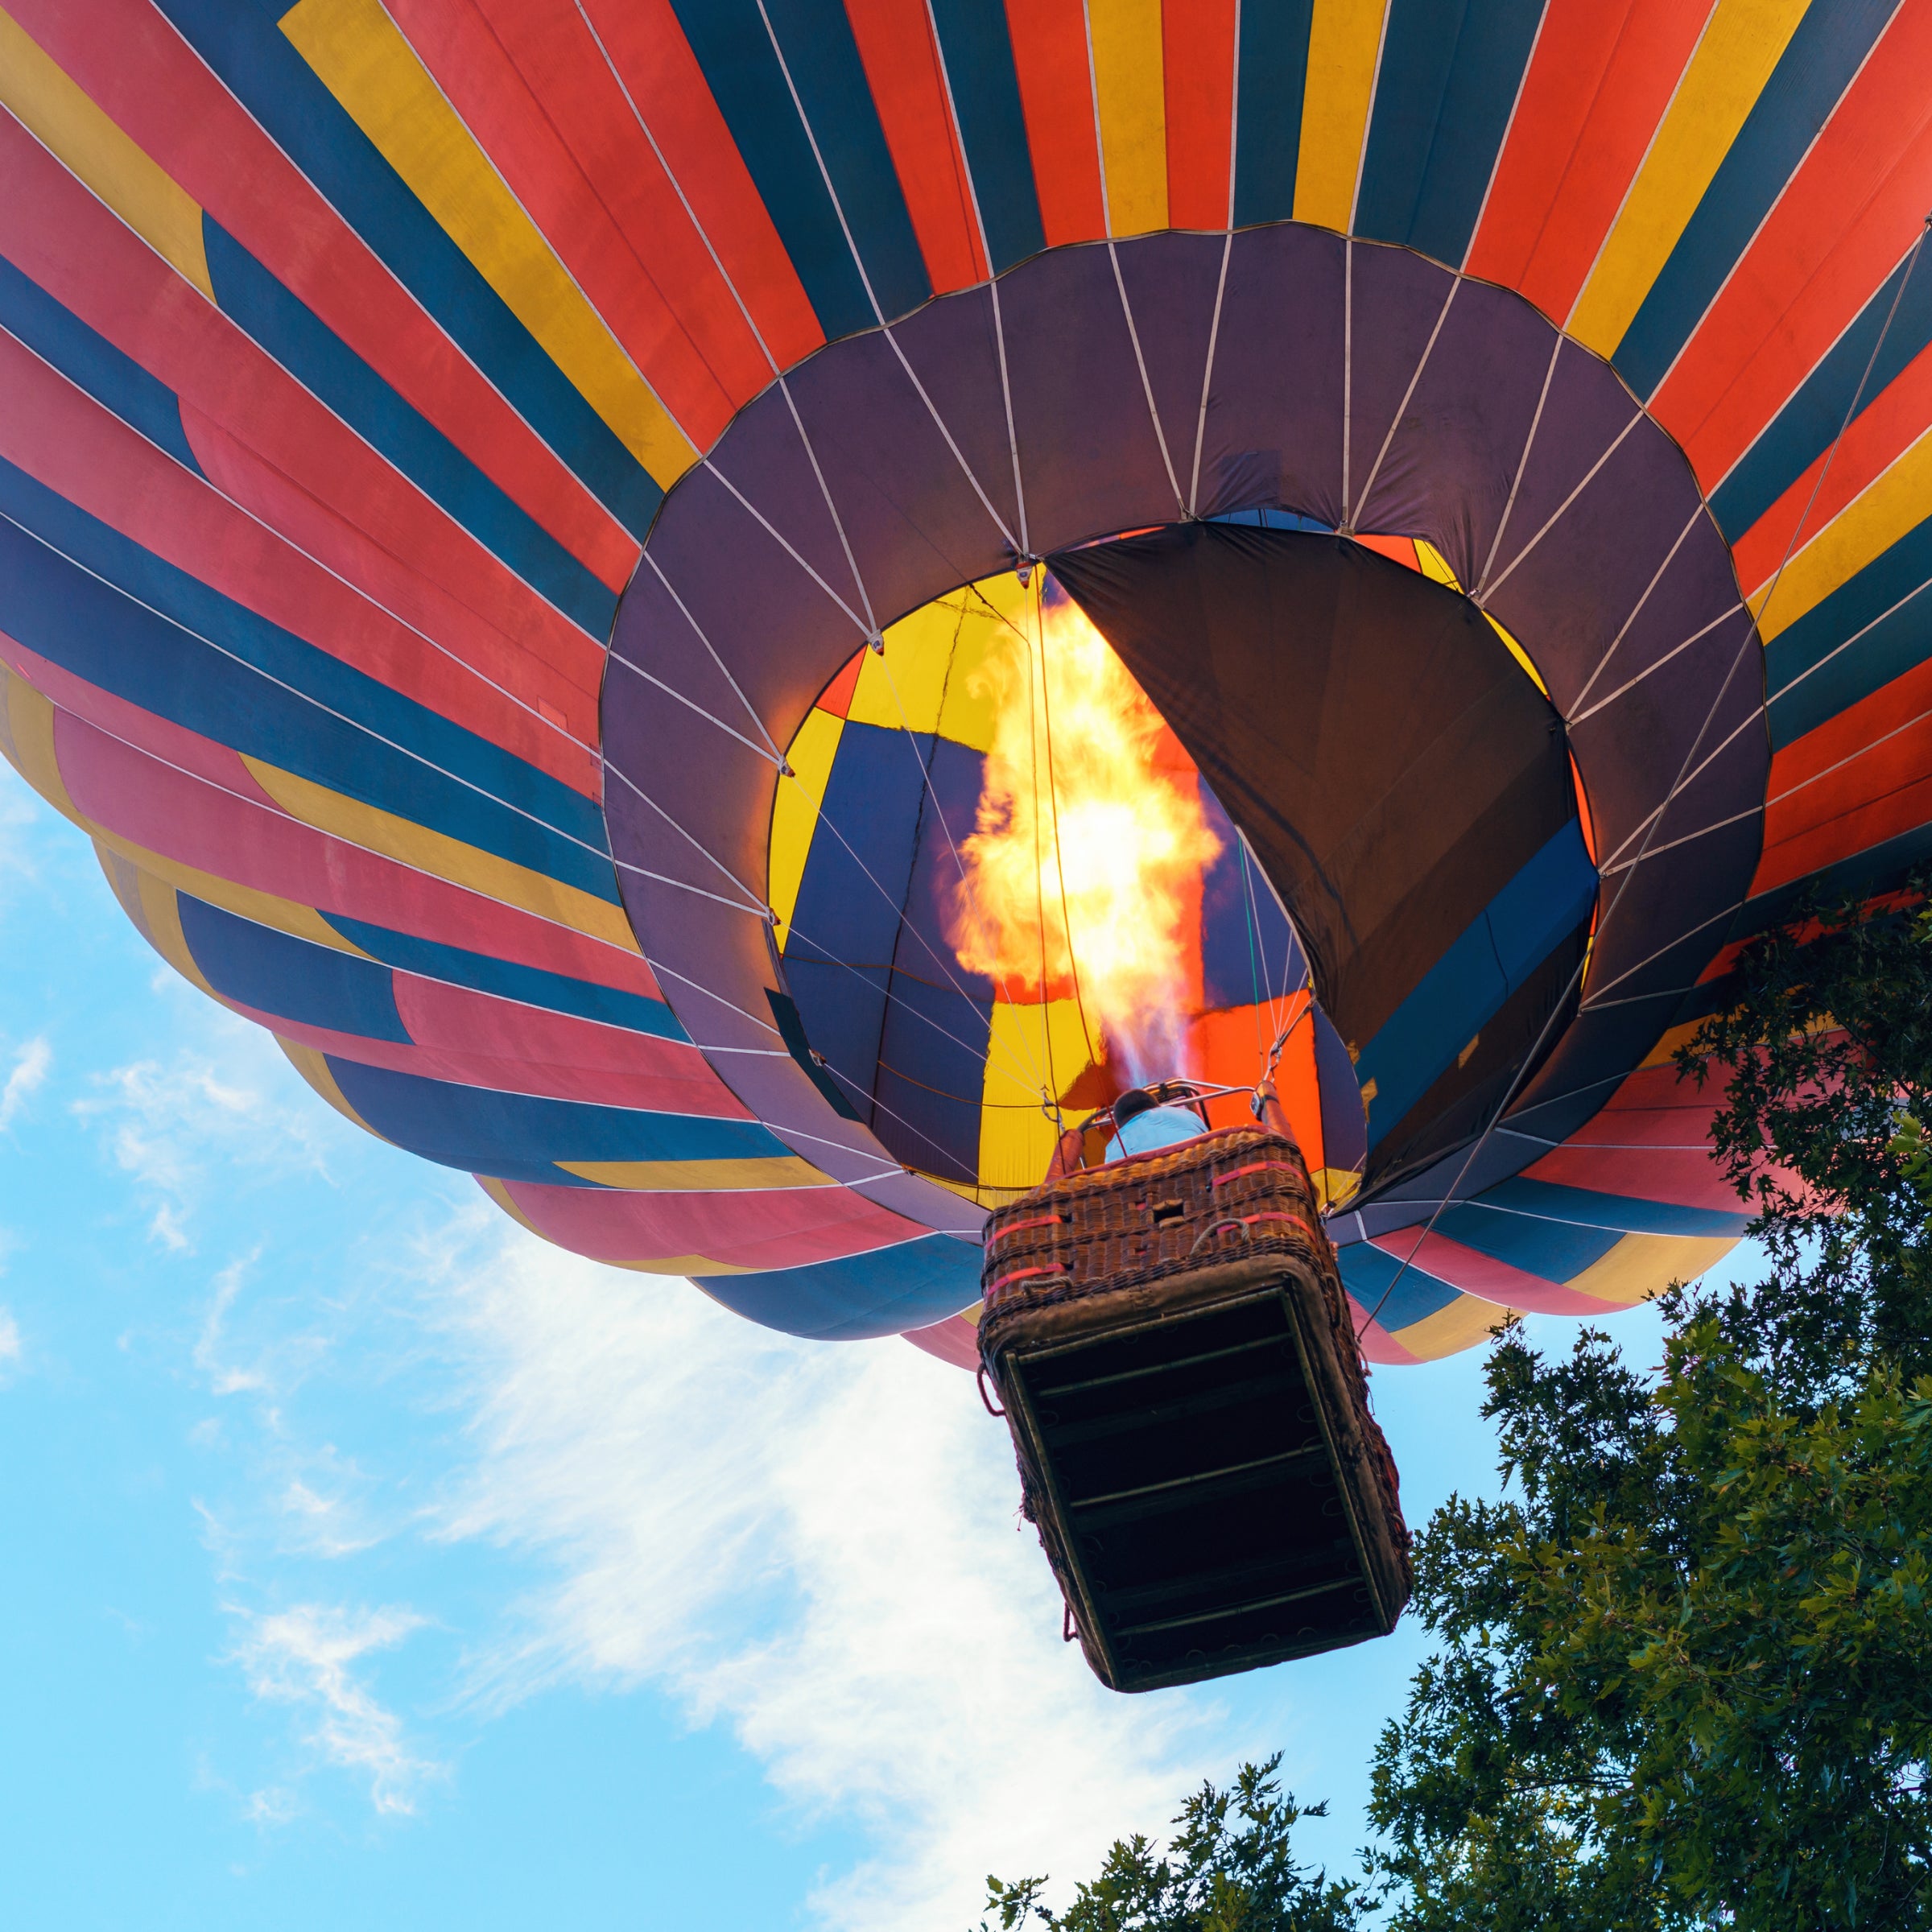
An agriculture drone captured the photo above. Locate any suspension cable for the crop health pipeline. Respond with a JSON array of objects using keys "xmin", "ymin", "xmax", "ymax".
[{"xmin": 1354, "ymin": 215, "xmax": 1931, "ymax": 1343}]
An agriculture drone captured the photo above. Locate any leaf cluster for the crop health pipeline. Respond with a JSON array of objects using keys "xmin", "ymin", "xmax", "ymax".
[
  {"xmin": 1368, "ymin": 886, "xmax": 1932, "ymax": 1928},
  {"xmin": 979, "ymin": 889, "xmax": 1932, "ymax": 1930},
  {"xmin": 1675, "ymin": 894, "xmax": 1932, "ymax": 1397},
  {"xmin": 977, "ymin": 1757, "xmax": 1366, "ymax": 1931},
  {"xmin": 1367, "ymin": 1324, "xmax": 1932, "ymax": 1927}
]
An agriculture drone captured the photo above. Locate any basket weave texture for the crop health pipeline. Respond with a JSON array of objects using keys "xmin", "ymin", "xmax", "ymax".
[
  {"xmin": 982, "ymin": 1124, "xmax": 1331, "ymax": 1309},
  {"xmin": 979, "ymin": 1125, "xmax": 1410, "ymax": 1664}
]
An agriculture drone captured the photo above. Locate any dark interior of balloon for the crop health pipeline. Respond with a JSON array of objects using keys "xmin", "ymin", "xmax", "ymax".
[{"xmin": 768, "ymin": 522, "xmax": 1599, "ymax": 1215}]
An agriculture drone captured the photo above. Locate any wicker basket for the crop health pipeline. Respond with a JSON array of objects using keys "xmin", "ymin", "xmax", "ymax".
[{"xmin": 979, "ymin": 1125, "xmax": 1410, "ymax": 1692}]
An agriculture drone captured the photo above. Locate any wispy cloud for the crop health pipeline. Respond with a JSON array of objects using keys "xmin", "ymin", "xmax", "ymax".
[
  {"xmin": 0, "ymin": 1305, "xmax": 19, "ymax": 1373},
  {"xmin": 189, "ymin": 1248, "xmax": 382, "ymax": 1560},
  {"xmin": 72, "ymin": 1043, "xmax": 332, "ymax": 1250},
  {"xmin": 429, "ymin": 1229, "xmax": 1227, "ymax": 1930},
  {"xmin": 0, "ymin": 1034, "xmax": 49, "ymax": 1130},
  {"xmin": 228, "ymin": 1602, "xmax": 440, "ymax": 1817},
  {"xmin": 243, "ymin": 1785, "xmax": 302, "ymax": 1827},
  {"xmin": 196, "ymin": 1249, "xmax": 267, "ymax": 1395}
]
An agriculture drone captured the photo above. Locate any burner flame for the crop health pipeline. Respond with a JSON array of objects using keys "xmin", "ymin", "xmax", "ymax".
[{"xmin": 947, "ymin": 586, "xmax": 1222, "ymax": 1089}]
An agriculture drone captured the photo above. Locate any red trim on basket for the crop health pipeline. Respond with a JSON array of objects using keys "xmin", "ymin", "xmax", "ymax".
[
  {"xmin": 998, "ymin": 1212, "xmax": 1068, "ymax": 1236},
  {"xmin": 985, "ymin": 1264, "xmax": 1068, "ymax": 1297}
]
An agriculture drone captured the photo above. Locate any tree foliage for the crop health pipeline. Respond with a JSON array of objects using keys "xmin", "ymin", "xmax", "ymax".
[
  {"xmin": 982, "ymin": 891, "xmax": 1932, "ymax": 1930},
  {"xmin": 977, "ymin": 1757, "xmax": 1366, "ymax": 1930},
  {"xmin": 1368, "ymin": 891, "xmax": 1932, "ymax": 1928}
]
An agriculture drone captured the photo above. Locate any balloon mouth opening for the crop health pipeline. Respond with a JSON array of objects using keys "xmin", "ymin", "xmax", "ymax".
[
  {"xmin": 760, "ymin": 520, "xmax": 1593, "ymax": 1212},
  {"xmin": 762, "ymin": 555, "xmax": 1356, "ymax": 1208}
]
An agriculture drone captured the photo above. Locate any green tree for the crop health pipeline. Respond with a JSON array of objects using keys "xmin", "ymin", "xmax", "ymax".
[
  {"xmin": 977, "ymin": 1757, "xmax": 1366, "ymax": 1930},
  {"xmin": 984, "ymin": 892, "xmax": 1932, "ymax": 1930},
  {"xmin": 1367, "ymin": 892, "xmax": 1932, "ymax": 1929}
]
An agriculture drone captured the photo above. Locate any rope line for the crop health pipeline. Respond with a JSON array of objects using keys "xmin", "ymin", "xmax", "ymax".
[
  {"xmin": 774, "ymin": 779, "xmax": 1046, "ymax": 1097},
  {"xmin": 1350, "ymin": 278, "xmax": 1459, "ymax": 529},
  {"xmin": 1752, "ymin": 213, "xmax": 1931, "ymax": 642},
  {"xmin": 0, "ymin": 507, "xmax": 619, "ymax": 873},
  {"xmin": 865, "ymin": 619, "xmax": 1051, "ymax": 1097},
  {"xmin": 1565, "ymin": 505, "xmax": 1712, "ymax": 716},
  {"xmin": 1024, "ymin": 570, "xmax": 1056, "ymax": 1111},
  {"xmin": 1108, "ymin": 242, "xmax": 1187, "ymax": 517},
  {"xmin": 1034, "ymin": 569, "xmax": 1096, "ymax": 1096},
  {"xmin": 605, "ymin": 647, "xmax": 785, "ymax": 766},
  {"xmin": 1476, "ymin": 335, "xmax": 1563, "ymax": 597},
  {"xmin": 1476, "ymin": 409, "xmax": 1644, "ymax": 609},
  {"xmin": 1356, "ymin": 220, "xmax": 1930, "ymax": 1340},
  {"xmin": 638, "ymin": 553, "xmax": 790, "ymax": 766},
  {"xmin": 602, "ymin": 760, "xmax": 770, "ymax": 912},
  {"xmin": 0, "ymin": 320, "xmax": 594, "ymax": 765}
]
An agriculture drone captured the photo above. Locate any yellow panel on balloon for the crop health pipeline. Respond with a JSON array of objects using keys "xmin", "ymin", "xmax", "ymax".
[
  {"xmin": 1566, "ymin": 1232, "xmax": 1739, "ymax": 1308},
  {"xmin": 769, "ymin": 707, "xmax": 842, "ymax": 949},
  {"xmin": 1390, "ymin": 1290, "xmax": 1517, "ymax": 1363},
  {"xmin": 848, "ymin": 573, "xmax": 1030, "ymax": 752},
  {"xmin": 976, "ymin": 994, "xmax": 1103, "ymax": 1197}
]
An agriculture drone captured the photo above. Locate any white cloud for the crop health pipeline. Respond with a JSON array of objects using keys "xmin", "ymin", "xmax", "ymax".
[
  {"xmin": 243, "ymin": 1785, "xmax": 302, "ymax": 1827},
  {"xmin": 0, "ymin": 1034, "xmax": 49, "ymax": 1129},
  {"xmin": 188, "ymin": 1249, "xmax": 384, "ymax": 1563},
  {"xmin": 274, "ymin": 1475, "xmax": 380, "ymax": 1561},
  {"xmin": 228, "ymin": 1602, "xmax": 439, "ymax": 1817},
  {"xmin": 196, "ymin": 1249, "xmax": 267, "ymax": 1396},
  {"xmin": 72, "ymin": 1044, "xmax": 332, "ymax": 1250},
  {"xmin": 0, "ymin": 1304, "xmax": 19, "ymax": 1373},
  {"xmin": 431, "ymin": 1230, "xmax": 1229, "ymax": 1930}
]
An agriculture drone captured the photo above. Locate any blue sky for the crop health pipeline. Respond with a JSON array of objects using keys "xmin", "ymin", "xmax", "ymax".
[{"xmin": 0, "ymin": 755, "xmax": 1716, "ymax": 1930}]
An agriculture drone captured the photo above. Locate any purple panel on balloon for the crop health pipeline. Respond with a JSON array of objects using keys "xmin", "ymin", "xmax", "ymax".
[{"xmin": 601, "ymin": 221, "xmax": 1767, "ymax": 1265}]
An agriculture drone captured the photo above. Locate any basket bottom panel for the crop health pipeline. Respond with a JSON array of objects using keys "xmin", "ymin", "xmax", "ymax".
[{"xmin": 1003, "ymin": 1285, "xmax": 1397, "ymax": 1690}]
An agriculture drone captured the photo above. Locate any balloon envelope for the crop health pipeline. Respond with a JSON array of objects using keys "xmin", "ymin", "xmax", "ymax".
[{"xmin": 2, "ymin": 0, "xmax": 1928, "ymax": 1360}]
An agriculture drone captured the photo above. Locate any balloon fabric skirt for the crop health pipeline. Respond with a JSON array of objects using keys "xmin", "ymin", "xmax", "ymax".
[{"xmin": 978, "ymin": 1127, "xmax": 1411, "ymax": 1692}]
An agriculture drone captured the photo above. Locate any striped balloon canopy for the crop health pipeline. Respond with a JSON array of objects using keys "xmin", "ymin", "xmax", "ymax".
[{"xmin": 2, "ymin": 0, "xmax": 1929, "ymax": 1364}]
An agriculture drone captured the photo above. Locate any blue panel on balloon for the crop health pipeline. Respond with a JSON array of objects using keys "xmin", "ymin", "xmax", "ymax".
[
  {"xmin": 322, "ymin": 915, "xmax": 687, "ymax": 1042},
  {"xmin": 779, "ymin": 959, "xmax": 889, "ymax": 1112},
  {"xmin": 326, "ymin": 1059, "xmax": 788, "ymax": 1182},
  {"xmin": 874, "ymin": 974, "xmax": 989, "ymax": 1183},
  {"xmin": 1434, "ymin": 1201, "xmax": 1621, "ymax": 1282},
  {"xmin": 179, "ymin": 894, "xmax": 410, "ymax": 1044},
  {"xmin": 0, "ymin": 257, "xmax": 202, "ymax": 476},
  {"xmin": 1356, "ymin": 820, "xmax": 1595, "ymax": 1145},
  {"xmin": 1199, "ymin": 786, "xmax": 1304, "ymax": 1014},
  {"xmin": 786, "ymin": 720, "xmax": 932, "ymax": 972},
  {"xmin": 1334, "ymin": 1241, "xmax": 1464, "ymax": 1335},
  {"xmin": 1477, "ymin": 1176, "xmax": 1750, "ymax": 1239},
  {"xmin": 702, "ymin": 1233, "xmax": 985, "ymax": 1340}
]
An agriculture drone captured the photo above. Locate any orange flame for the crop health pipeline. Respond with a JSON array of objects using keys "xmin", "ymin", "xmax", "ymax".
[{"xmin": 947, "ymin": 587, "xmax": 1222, "ymax": 1088}]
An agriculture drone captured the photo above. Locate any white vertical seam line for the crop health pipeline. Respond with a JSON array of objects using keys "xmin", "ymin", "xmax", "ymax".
[
  {"xmin": 1108, "ymin": 244, "xmax": 1187, "ymax": 514},
  {"xmin": 1080, "ymin": 0, "xmax": 1113, "ymax": 236},
  {"xmin": 1637, "ymin": 0, "xmax": 1909, "ymax": 406},
  {"xmin": 1345, "ymin": 0, "xmax": 1396, "ymax": 233},
  {"xmin": 1477, "ymin": 409, "xmax": 1644, "ymax": 606},
  {"xmin": 1459, "ymin": 0, "xmax": 1552, "ymax": 267},
  {"xmin": 1476, "ymin": 334, "xmax": 1561, "ymax": 597},
  {"xmin": 1352, "ymin": 276, "xmax": 1459, "ymax": 526}
]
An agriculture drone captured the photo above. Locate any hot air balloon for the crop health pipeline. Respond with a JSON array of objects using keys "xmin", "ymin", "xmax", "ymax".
[{"xmin": 3, "ymin": 2, "xmax": 1930, "ymax": 1397}]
